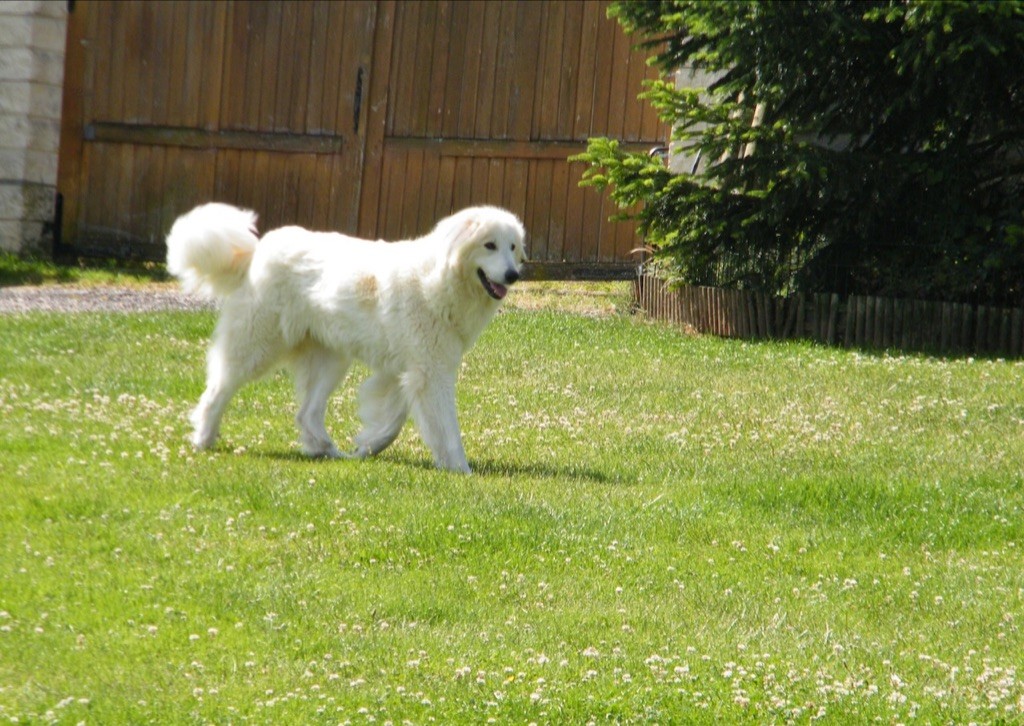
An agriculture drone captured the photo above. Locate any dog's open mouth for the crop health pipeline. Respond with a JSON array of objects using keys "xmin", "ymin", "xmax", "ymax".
[{"xmin": 478, "ymin": 268, "xmax": 508, "ymax": 300}]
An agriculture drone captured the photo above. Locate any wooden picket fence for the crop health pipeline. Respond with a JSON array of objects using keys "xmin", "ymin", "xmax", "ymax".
[{"xmin": 633, "ymin": 271, "xmax": 1024, "ymax": 357}]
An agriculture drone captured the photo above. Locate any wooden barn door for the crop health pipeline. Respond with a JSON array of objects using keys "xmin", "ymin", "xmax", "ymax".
[
  {"xmin": 57, "ymin": 0, "xmax": 378, "ymax": 257},
  {"xmin": 58, "ymin": 0, "xmax": 666, "ymax": 274},
  {"xmin": 362, "ymin": 1, "xmax": 668, "ymax": 277}
]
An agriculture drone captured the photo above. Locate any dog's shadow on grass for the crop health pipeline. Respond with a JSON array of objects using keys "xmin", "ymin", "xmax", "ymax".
[
  {"xmin": 466, "ymin": 457, "xmax": 620, "ymax": 484},
  {"xmin": 250, "ymin": 449, "xmax": 620, "ymax": 484}
]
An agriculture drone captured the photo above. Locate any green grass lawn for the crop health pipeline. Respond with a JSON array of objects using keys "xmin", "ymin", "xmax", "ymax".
[
  {"xmin": 1, "ymin": 297, "xmax": 1022, "ymax": 723},
  {"xmin": 0, "ymin": 253, "xmax": 170, "ymax": 288}
]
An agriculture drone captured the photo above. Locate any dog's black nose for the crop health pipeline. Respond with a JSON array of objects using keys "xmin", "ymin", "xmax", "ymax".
[{"xmin": 504, "ymin": 270, "xmax": 520, "ymax": 285}]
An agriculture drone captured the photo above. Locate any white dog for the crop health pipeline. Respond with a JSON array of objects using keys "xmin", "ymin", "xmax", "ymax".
[{"xmin": 166, "ymin": 203, "xmax": 526, "ymax": 473}]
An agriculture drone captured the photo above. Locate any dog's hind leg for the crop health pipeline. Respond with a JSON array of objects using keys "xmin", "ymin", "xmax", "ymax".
[
  {"xmin": 292, "ymin": 341, "xmax": 350, "ymax": 458},
  {"xmin": 191, "ymin": 363, "xmax": 256, "ymax": 451},
  {"xmin": 191, "ymin": 375, "xmax": 239, "ymax": 451},
  {"xmin": 192, "ymin": 309, "xmax": 284, "ymax": 450},
  {"xmin": 353, "ymin": 372, "xmax": 410, "ymax": 457}
]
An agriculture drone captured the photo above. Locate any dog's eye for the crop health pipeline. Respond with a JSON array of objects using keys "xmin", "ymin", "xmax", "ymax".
[
  {"xmin": 485, "ymin": 242, "xmax": 497, "ymax": 251},
  {"xmin": 511, "ymin": 244, "xmax": 516, "ymax": 252}
]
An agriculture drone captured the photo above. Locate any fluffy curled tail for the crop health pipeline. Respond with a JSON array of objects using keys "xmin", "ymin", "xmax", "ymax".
[{"xmin": 166, "ymin": 203, "xmax": 259, "ymax": 299}]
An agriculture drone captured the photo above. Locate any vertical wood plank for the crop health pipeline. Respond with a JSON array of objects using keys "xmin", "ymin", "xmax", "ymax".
[
  {"xmin": 468, "ymin": 1, "xmax": 501, "ymax": 139},
  {"xmin": 529, "ymin": 160, "xmax": 553, "ymax": 261},
  {"xmin": 547, "ymin": 161, "xmax": 569, "ymax": 260},
  {"xmin": 794, "ymin": 293, "xmax": 806, "ymax": 339},
  {"xmin": 114, "ymin": 142, "xmax": 135, "ymax": 235},
  {"xmin": 440, "ymin": 0, "xmax": 470, "ymax": 138},
  {"xmin": 148, "ymin": 0, "xmax": 174, "ymax": 124},
  {"xmin": 488, "ymin": 1, "xmax": 515, "ymax": 140},
  {"xmin": 451, "ymin": 157, "xmax": 474, "ymax": 213},
  {"xmin": 130, "ymin": 144, "xmax": 151, "ymax": 237},
  {"xmin": 199, "ymin": 0, "xmax": 228, "ymax": 131},
  {"xmin": 485, "ymin": 158, "xmax": 505, "ymax": 208},
  {"xmin": 422, "ymin": 147, "xmax": 444, "ymax": 226},
  {"xmin": 304, "ymin": 1, "xmax": 331, "ymax": 134},
  {"xmin": 123, "ymin": 2, "xmax": 146, "ymax": 124},
  {"xmin": 251, "ymin": 152, "xmax": 273, "ymax": 226},
  {"xmin": 242, "ymin": 3, "xmax": 270, "ymax": 130},
  {"xmin": 409, "ymin": 0, "xmax": 436, "ymax": 138},
  {"xmin": 974, "ymin": 306, "xmax": 986, "ymax": 354},
  {"xmin": 852, "ymin": 297, "xmax": 864, "ymax": 347},
  {"xmin": 506, "ymin": 3, "xmax": 543, "ymax": 141},
  {"xmin": 989, "ymin": 307, "xmax": 1002, "ymax": 354},
  {"xmin": 564, "ymin": 160, "xmax": 587, "ymax": 262},
  {"xmin": 175, "ymin": 1, "xmax": 199, "ymax": 128},
  {"xmin": 259, "ymin": 2, "xmax": 283, "ymax": 131},
  {"xmin": 573, "ymin": 0, "xmax": 601, "ymax": 140},
  {"xmin": 589, "ymin": 3, "xmax": 616, "ymax": 140},
  {"xmin": 213, "ymin": 149, "xmax": 241, "ymax": 206},
  {"xmin": 1012, "ymin": 309, "xmax": 1023, "ymax": 356},
  {"xmin": 535, "ymin": 0, "xmax": 565, "ymax": 140},
  {"xmin": 435, "ymin": 156, "xmax": 456, "ymax": 218},
  {"xmin": 839, "ymin": 296, "xmax": 850, "ymax": 347},
  {"xmin": 384, "ymin": 149, "xmax": 410, "ymax": 239},
  {"xmin": 621, "ymin": 19, "xmax": 647, "ymax": 142},
  {"xmin": 311, "ymin": 154, "xmax": 333, "ymax": 230},
  {"xmin": 426, "ymin": 1, "xmax": 453, "ymax": 138},
  {"xmin": 293, "ymin": 153, "xmax": 319, "ymax": 230},
  {"xmin": 556, "ymin": 1, "xmax": 584, "ymax": 140},
  {"xmin": 57, "ymin": 0, "xmax": 89, "ymax": 246},
  {"xmin": 810, "ymin": 293, "xmax": 820, "ymax": 341},
  {"xmin": 287, "ymin": 2, "xmax": 315, "ymax": 133},
  {"xmin": 317, "ymin": 2, "xmax": 345, "ymax": 134},
  {"xmin": 455, "ymin": 0, "xmax": 486, "ymax": 138},
  {"xmin": 959, "ymin": 303, "xmax": 970, "ymax": 353},
  {"xmin": 827, "ymin": 293, "xmax": 839, "ymax": 344},
  {"xmin": 1000, "ymin": 308, "xmax": 1012, "ymax": 357},
  {"xmin": 504, "ymin": 159, "xmax": 529, "ymax": 221},
  {"xmin": 91, "ymin": 2, "xmax": 114, "ymax": 121},
  {"xmin": 330, "ymin": 1, "xmax": 376, "ymax": 233},
  {"xmin": 357, "ymin": 0, "xmax": 391, "ymax": 238},
  {"xmin": 603, "ymin": 10, "xmax": 630, "ymax": 138},
  {"xmin": 882, "ymin": 297, "xmax": 893, "ymax": 348},
  {"xmin": 929, "ymin": 301, "xmax": 942, "ymax": 354},
  {"xmin": 221, "ymin": 2, "xmax": 251, "ymax": 129}
]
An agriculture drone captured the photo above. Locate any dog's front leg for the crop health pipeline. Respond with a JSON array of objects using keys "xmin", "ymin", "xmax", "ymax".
[{"xmin": 408, "ymin": 372, "xmax": 470, "ymax": 474}]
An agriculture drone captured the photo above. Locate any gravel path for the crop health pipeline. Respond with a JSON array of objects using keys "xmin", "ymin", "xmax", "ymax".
[
  {"xmin": 0, "ymin": 286, "xmax": 213, "ymax": 314},
  {"xmin": 0, "ymin": 281, "xmax": 625, "ymax": 316}
]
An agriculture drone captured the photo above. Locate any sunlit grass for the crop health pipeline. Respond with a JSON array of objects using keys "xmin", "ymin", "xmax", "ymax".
[
  {"xmin": 0, "ymin": 253, "xmax": 170, "ymax": 288},
  {"xmin": 1, "ymin": 304, "xmax": 1022, "ymax": 723}
]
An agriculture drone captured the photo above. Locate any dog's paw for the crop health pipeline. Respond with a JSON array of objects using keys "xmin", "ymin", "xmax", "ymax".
[
  {"xmin": 303, "ymin": 445, "xmax": 351, "ymax": 460},
  {"xmin": 437, "ymin": 458, "xmax": 471, "ymax": 474},
  {"xmin": 190, "ymin": 431, "xmax": 216, "ymax": 450}
]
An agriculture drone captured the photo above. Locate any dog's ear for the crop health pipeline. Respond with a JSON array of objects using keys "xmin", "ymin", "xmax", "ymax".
[
  {"xmin": 445, "ymin": 218, "xmax": 480, "ymax": 248},
  {"xmin": 439, "ymin": 214, "xmax": 483, "ymax": 268}
]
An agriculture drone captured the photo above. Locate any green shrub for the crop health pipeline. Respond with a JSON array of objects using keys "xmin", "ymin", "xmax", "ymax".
[{"xmin": 576, "ymin": 0, "xmax": 1024, "ymax": 304}]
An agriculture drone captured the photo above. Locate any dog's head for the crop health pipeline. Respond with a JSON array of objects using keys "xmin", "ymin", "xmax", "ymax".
[{"xmin": 438, "ymin": 206, "xmax": 527, "ymax": 302}]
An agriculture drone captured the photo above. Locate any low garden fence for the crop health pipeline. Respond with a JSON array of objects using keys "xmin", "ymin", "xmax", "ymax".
[{"xmin": 634, "ymin": 271, "xmax": 1024, "ymax": 357}]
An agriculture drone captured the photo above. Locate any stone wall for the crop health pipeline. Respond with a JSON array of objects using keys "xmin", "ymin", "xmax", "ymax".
[{"xmin": 0, "ymin": 1, "xmax": 67, "ymax": 256}]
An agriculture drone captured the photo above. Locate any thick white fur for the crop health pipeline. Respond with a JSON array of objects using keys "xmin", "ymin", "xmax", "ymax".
[
  {"xmin": 165, "ymin": 203, "xmax": 259, "ymax": 298},
  {"xmin": 165, "ymin": 203, "xmax": 526, "ymax": 473}
]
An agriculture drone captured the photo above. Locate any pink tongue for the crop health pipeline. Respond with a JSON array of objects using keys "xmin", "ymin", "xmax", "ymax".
[{"xmin": 492, "ymin": 283, "xmax": 508, "ymax": 300}]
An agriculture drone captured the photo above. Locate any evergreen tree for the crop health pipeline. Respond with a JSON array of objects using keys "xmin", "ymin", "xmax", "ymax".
[{"xmin": 576, "ymin": 0, "xmax": 1024, "ymax": 303}]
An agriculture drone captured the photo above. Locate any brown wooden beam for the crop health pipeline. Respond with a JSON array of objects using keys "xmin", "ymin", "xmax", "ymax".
[
  {"xmin": 83, "ymin": 123, "xmax": 345, "ymax": 154},
  {"xmin": 385, "ymin": 136, "xmax": 660, "ymax": 160}
]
